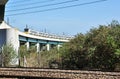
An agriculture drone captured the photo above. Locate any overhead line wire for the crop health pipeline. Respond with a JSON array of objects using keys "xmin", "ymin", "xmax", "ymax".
[
  {"xmin": 6, "ymin": 0, "xmax": 107, "ymax": 16},
  {"xmin": 8, "ymin": 0, "xmax": 51, "ymax": 4},
  {"xmin": 8, "ymin": 0, "xmax": 33, "ymax": 4},
  {"xmin": 7, "ymin": 0, "xmax": 55, "ymax": 7},
  {"xmin": 6, "ymin": 0, "xmax": 79, "ymax": 12}
]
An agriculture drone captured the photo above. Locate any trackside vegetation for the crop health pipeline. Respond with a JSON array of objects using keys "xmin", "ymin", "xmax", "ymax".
[
  {"xmin": 0, "ymin": 20, "xmax": 120, "ymax": 71},
  {"xmin": 40, "ymin": 20, "xmax": 120, "ymax": 71},
  {"xmin": 0, "ymin": 44, "xmax": 17, "ymax": 67}
]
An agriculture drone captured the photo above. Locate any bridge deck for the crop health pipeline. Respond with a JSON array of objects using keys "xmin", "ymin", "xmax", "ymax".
[{"xmin": 0, "ymin": 68, "xmax": 119, "ymax": 79}]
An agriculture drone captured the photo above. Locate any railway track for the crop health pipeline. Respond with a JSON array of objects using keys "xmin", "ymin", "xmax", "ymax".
[{"xmin": 0, "ymin": 68, "xmax": 120, "ymax": 79}]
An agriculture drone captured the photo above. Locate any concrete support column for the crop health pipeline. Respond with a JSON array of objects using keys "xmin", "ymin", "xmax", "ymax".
[
  {"xmin": 57, "ymin": 44, "xmax": 61, "ymax": 50},
  {"xmin": 47, "ymin": 43, "xmax": 50, "ymax": 51},
  {"xmin": 6, "ymin": 29, "xmax": 20, "ymax": 65},
  {"xmin": 26, "ymin": 42, "xmax": 29, "ymax": 50},
  {"xmin": 36, "ymin": 43, "xmax": 40, "ymax": 52}
]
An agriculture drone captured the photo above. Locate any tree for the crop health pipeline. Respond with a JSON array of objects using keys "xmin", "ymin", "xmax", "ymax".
[
  {"xmin": 59, "ymin": 20, "xmax": 120, "ymax": 71},
  {"xmin": 59, "ymin": 34, "xmax": 89, "ymax": 69},
  {"xmin": 33, "ymin": 20, "xmax": 120, "ymax": 71}
]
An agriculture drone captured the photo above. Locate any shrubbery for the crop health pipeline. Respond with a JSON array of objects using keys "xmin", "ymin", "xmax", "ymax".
[
  {"xmin": 0, "ymin": 44, "xmax": 17, "ymax": 67},
  {"xmin": 41, "ymin": 20, "xmax": 120, "ymax": 71},
  {"xmin": 59, "ymin": 20, "xmax": 120, "ymax": 71}
]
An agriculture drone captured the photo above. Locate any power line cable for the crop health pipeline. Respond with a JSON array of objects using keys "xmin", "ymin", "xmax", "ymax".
[
  {"xmin": 8, "ymin": 0, "xmax": 32, "ymax": 4},
  {"xmin": 6, "ymin": 0, "xmax": 79, "ymax": 12},
  {"xmin": 7, "ymin": 0, "xmax": 55, "ymax": 7},
  {"xmin": 6, "ymin": 0, "xmax": 107, "ymax": 16},
  {"xmin": 8, "ymin": 0, "xmax": 47, "ymax": 4}
]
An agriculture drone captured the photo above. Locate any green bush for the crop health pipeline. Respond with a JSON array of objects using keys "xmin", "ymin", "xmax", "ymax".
[
  {"xmin": 0, "ymin": 44, "xmax": 17, "ymax": 67},
  {"xmin": 39, "ymin": 47, "xmax": 60, "ymax": 68},
  {"xmin": 59, "ymin": 20, "xmax": 120, "ymax": 71}
]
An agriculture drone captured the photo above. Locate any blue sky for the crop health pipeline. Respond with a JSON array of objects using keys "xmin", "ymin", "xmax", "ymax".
[{"xmin": 4, "ymin": 0, "xmax": 120, "ymax": 36}]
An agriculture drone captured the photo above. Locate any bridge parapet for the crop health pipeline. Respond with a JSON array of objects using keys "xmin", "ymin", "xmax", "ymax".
[{"xmin": 24, "ymin": 28, "xmax": 74, "ymax": 40}]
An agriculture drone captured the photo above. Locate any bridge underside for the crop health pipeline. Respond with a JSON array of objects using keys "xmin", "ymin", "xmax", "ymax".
[{"xmin": 19, "ymin": 35, "xmax": 62, "ymax": 52}]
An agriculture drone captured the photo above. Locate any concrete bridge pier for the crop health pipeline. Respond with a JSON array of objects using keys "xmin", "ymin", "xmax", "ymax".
[
  {"xmin": 25, "ymin": 42, "xmax": 29, "ymax": 50},
  {"xmin": 47, "ymin": 43, "xmax": 50, "ymax": 51},
  {"xmin": 36, "ymin": 43, "xmax": 40, "ymax": 52}
]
